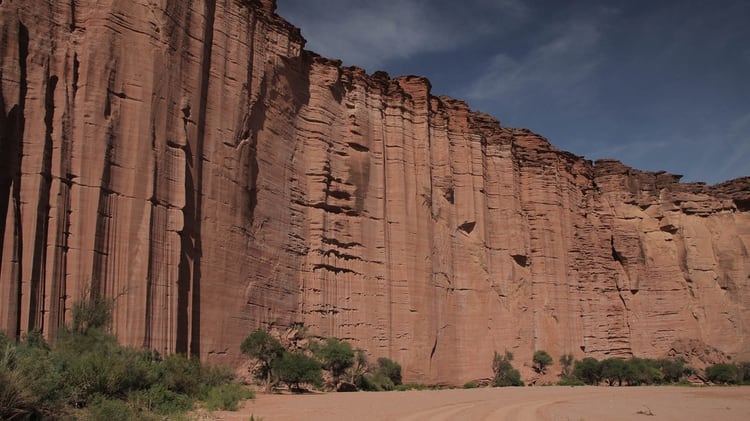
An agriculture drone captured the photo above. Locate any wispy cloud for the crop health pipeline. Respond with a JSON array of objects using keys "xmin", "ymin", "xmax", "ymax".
[
  {"xmin": 278, "ymin": 0, "xmax": 528, "ymax": 71},
  {"xmin": 275, "ymin": 0, "xmax": 749, "ymax": 184},
  {"xmin": 464, "ymin": 12, "xmax": 609, "ymax": 110}
]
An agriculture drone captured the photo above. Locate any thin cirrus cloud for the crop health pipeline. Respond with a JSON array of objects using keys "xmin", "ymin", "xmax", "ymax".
[
  {"xmin": 465, "ymin": 20, "xmax": 603, "ymax": 107},
  {"xmin": 277, "ymin": 0, "xmax": 528, "ymax": 71},
  {"xmin": 276, "ymin": 0, "xmax": 749, "ymax": 184}
]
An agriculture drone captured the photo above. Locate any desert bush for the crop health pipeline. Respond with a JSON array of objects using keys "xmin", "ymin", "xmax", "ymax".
[
  {"xmin": 559, "ymin": 353, "xmax": 574, "ymax": 377},
  {"xmin": 376, "ymin": 357, "xmax": 402, "ymax": 386},
  {"xmin": 274, "ymin": 351, "xmax": 323, "ymax": 392},
  {"xmin": 241, "ymin": 330, "xmax": 284, "ymax": 391},
  {"xmin": 705, "ymin": 363, "xmax": 740, "ymax": 384},
  {"xmin": 567, "ymin": 355, "xmax": 695, "ymax": 386},
  {"xmin": 313, "ymin": 338, "xmax": 354, "ymax": 388},
  {"xmin": 0, "ymin": 298, "xmax": 251, "ymax": 419},
  {"xmin": 203, "ymin": 383, "xmax": 254, "ymax": 411},
  {"xmin": 532, "ymin": 350, "xmax": 553, "ymax": 374},
  {"xmin": 656, "ymin": 358, "xmax": 690, "ymax": 383},
  {"xmin": 159, "ymin": 353, "xmax": 202, "ymax": 396},
  {"xmin": 573, "ymin": 357, "xmax": 601, "ymax": 385},
  {"xmin": 129, "ymin": 383, "xmax": 194, "ymax": 415},
  {"xmin": 462, "ymin": 381, "xmax": 479, "ymax": 389},
  {"xmin": 737, "ymin": 361, "xmax": 750, "ymax": 385},
  {"xmin": 624, "ymin": 357, "xmax": 663, "ymax": 385},
  {"xmin": 349, "ymin": 354, "xmax": 403, "ymax": 391},
  {"xmin": 492, "ymin": 350, "xmax": 523, "ymax": 387},
  {"xmin": 394, "ymin": 383, "xmax": 433, "ymax": 391},
  {"xmin": 600, "ymin": 358, "xmax": 629, "ymax": 386},
  {"xmin": 87, "ymin": 395, "xmax": 141, "ymax": 421},
  {"xmin": 556, "ymin": 376, "xmax": 585, "ymax": 386},
  {"xmin": 71, "ymin": 296, "xmax": 113, "ymax": 334},
  {"xmin": 0, "ymin": 363, "xmax": 46, "ymax": 419},
  {"xmin": 354, "ymin": 371, "xmax": 384, "ymax": 391}
]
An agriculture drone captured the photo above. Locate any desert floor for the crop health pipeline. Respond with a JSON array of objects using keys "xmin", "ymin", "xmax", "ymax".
[{"xmin": 207, "ymin": 385, "xmax": 750, "ymax": 420}]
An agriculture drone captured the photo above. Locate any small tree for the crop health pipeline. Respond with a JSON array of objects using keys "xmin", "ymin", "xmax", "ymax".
[
  {"xmin": 657, "ymin": 358, "xmax": 689, "ymax": 383},
  {"xmin": 376, "ymin": 357, "xmax": 402, "ymax": 386},
  {"xmin": 625, "ymin": 357, "xmax": 662, "ymax": 385},
  {"xmin": 314, "ymin": 338, "xmax": 354, "ymax": 388},
  {"xmin": 71, "ymin": 297, "xmax": 113, "ymax": 334},
  {"xmin": 737, "ymin": 361, "xmax": 750, "ymax": 385},
  {"xmin": 532, "ymin": 350, "xmax": 553, "ymax": 374},
  {"xmin": 705, "ymin": 363, "xmax": 739, "ymax": 385},
  {"xmin": 274, "ymin": 352, "xmax": 322, "ymax": 392},
  {"xmin": 600, "ymin": 358, "xmax": 628, "ymax": 386},
  {"xmin": 559, "ymin": 353, "xmax": 574, "ymax": 378},
  {"xmin": 240, "ymin": 330, "xmax": 284, "ymax": 392},
  {"xmin": 573, "ymin": 357, "xmax": 601, "ymax": 385},
  {"xmin": 350, "ymin": 349, "xmax": 369, "ymax": 384},
  {"xmin": 492, "ymin": 351, "xmax": 523, "ymax": 387}
]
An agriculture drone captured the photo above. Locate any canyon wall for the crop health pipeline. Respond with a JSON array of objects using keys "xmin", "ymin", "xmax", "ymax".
[{"xmin": 1, "ymin": 0, "xmax": 748, "ymax": 384}]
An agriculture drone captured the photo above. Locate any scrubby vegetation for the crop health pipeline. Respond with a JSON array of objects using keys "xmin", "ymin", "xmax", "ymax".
[
  {"xmin": 236, "ymin": 331, "xmax": 750, "ymax": 393},
  {"xmin": 312, "ymin": 337, "xmax": 354, "ymax": 389},
  {"xmin": 532, "ymin": 350, "xmax": 553, "ymax": 374},
  {"xmin": 242, "ymin": 329, "xmax": 405, "ymax": 393},
  {"xmin": 0, "ymin": 299, "xmax": 252, "ymax": 420},
  {"xmin": 554, "ymin": 354, "xmax": 750, "ymax": 386},
  {"xmin": 357, "ymin": 357, "xmax": 404, "ymax": 391},
  {"xmin": 240, "ymin": 329, "xmax": 284, "ymax": 392},
  {"xmin": 492, "ymin": 350, "xmax": 523, "ymax": 387},
  {"xmin": 705, "ymin": 362, "xmax": 750, "ymax": 385}
]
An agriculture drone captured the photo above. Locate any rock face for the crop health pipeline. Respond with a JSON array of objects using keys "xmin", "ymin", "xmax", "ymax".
[{"xmin": 1, "ymin": 0, "xmax": 748, "ymax": 384}]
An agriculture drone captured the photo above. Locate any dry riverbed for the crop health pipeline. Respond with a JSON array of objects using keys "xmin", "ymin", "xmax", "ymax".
[{"xmin": 205, "ymin": 385, "xmax": 750, "ymax": 420}]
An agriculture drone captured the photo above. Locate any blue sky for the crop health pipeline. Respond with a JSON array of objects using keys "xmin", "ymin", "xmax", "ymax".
[{"xmin": 276, "ymin": 0, "xmax": 749, "ymax": 184}]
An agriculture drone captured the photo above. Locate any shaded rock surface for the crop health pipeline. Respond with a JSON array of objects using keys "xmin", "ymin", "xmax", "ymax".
[{"xmin": 1, "ymin": 0, "xmax": 748, "ymax": 384}]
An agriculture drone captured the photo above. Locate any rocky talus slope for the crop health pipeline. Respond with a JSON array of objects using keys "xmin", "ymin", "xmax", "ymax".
[{"xmin": 1, "ymin": 0, "xmax": 748, "ymax": 383}]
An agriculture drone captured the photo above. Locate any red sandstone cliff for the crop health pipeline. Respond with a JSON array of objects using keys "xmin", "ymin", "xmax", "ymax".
[{"xmin": 1, "ymin": 0, "xmax": 748, "ymax": 384}]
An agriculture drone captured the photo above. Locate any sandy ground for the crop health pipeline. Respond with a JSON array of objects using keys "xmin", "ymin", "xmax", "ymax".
[{"xmin": 208, "ymin": 386, "xmax": 750, "ymax": 421}]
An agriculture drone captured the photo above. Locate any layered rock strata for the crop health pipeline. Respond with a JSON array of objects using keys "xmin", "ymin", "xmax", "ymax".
[{"xmin": 1, "ymin": 0, "xmax": 748, "ymax": 383}]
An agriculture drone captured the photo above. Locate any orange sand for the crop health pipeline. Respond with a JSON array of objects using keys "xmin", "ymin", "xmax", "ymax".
[{"xmin": 209, "ymin": 386, "xmax": 750, "ymax": 420}]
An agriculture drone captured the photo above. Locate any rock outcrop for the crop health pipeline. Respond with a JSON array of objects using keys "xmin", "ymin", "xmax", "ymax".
[{"xmin": 1, "ymin": 0, "xmax": 748, "ymax": 384}]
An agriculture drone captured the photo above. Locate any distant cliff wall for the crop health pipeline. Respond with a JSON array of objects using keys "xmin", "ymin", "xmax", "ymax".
[{"xmin": 1, "ymin": 0, "xmax": 748, "ymax": 384}]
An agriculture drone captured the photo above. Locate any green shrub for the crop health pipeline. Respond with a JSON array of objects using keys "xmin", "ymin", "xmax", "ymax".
[
  {"xmin": 532, "ymin": 350, "xmax": 553, "ymax": 374},
  {"xmin": 0, "ymin": 365, "xmax": 44, "ymax": 419},
  {"xmin": 394, "ymin": 383, "xmax": 429, "ymax": 391},
  {"xmin": 462, "ymin": 381, "xmax": 479, "ymax": 389},
  {"xmin": 0, "ymin": 298, "xmax": 250, "ymax": 419},
  {"xmin": 71, "ymin": 297, "xmax": 114, "ymax": 334},
  {"xmin": 600, "ymin": 358, "xmax": 628, "ymax": 386},
  {"xmin": 240, "ymin": 330, "xmax": 284, "ymax": 392},
  {"xmin": 160, "ymin": 354, "xmax": 202, "ymax": 396},
  {"xmin": 625, "ymin": 357, "xmax": 663, "ymax": 385},
  {"xmin": 203, "ymin": 383, "xmax": 254, "ymax": 411},
  {"xmin": 14, "ymin": 345, "xmax": 65, "ymax": 408},
  {"xmin": 573, "ymin": 357, "xmax": 601, "ymax": 385},
  {"xmin": 655, "ymin": 358, "xmax": 691, "ymax": 383},
  {"xmin": 492, "ymin": 351, "xmax": 523, "ymax": 387},
  {"xmin": 313, "ymin": 338, "xmax": 354, "ymax": 387},
  {"xmin": 200, "ymin": 364, "xmax": 235, "ymax": 389},
  {"xmin": 705, "ymin": 363, "xmax": 740, "ymax": 384},
  {"xmin": 0, "ymin": 331, "xmax": 9, "ymax": 350},
  {"xmin": 559, "ymin": 354, "xmax": 574, "ymax": 378},
  {"xmin": 376, "ymin": 357, "xmax": 402, "ymax": 386},
  {"xmin": 274, "ymin": 352, "xmax": 323, "ymax": 392},
  {"xmin": 87, "ymin": 395, "xmax": 139, "ymax": 421},
  {"xmin": 736, "ymin": 362, "xmax": 750, "ymax": 385},
  {"xmin": 22, "ymin": 329, "xmax": 50, "ymax": 351},
  {"xmin": 354, "ymin": 372, "xmax": 382, "ymax": 391},
  {"xmin": 129, "ymin": 383, "xmax": 194, "ymax": 415},
  {"xmin": 556, "ymin": 376, "xmax": 585, "ymax": 386}
]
